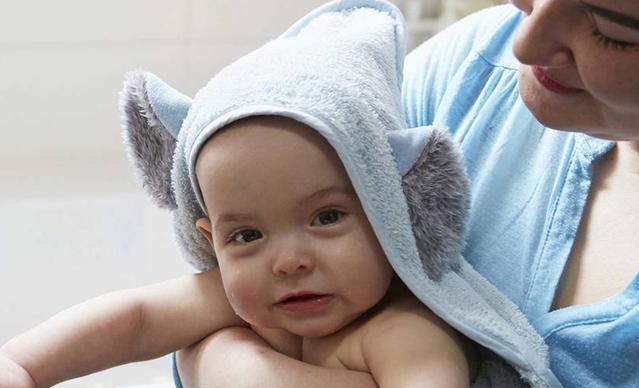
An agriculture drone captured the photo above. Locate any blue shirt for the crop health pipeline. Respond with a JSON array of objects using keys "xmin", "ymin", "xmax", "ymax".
[{"xmin": 402, "ymin": 5, "xmax": 638, "ymax": 387}]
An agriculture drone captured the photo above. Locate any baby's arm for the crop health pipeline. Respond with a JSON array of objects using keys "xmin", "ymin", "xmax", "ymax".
[
  {"xmin": 362, "ymin": 302, "xmax": 474, "ymax": 388},
  {"xmin": 176, "ymin": 327, "xmax": 378, "ymax": 388},
  {"xmin": 0, "ymin": 268, "xmax": 245, "ymax": 388}
]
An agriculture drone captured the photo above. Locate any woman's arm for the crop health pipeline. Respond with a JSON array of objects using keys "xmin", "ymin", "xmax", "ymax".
[
  {"xmin": 1, "ymin": 268, "xmax": 245, "ymax": 387},
  {"xmin": 177, "ymin": 327, "xmax": 378, "ymax": 388}
]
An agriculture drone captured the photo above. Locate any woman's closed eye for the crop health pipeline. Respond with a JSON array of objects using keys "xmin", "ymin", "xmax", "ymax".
[
  {"xmin": 592, "ymin": 24, "xmax": 637, "ymax": 50},
  {"xmin": 591, "ymin": 27, "xmax": 636, "ymax": 50},
  {"xmin": 579, "ymin": 1, "xmax": 639, "ymax": 50},
  {"xmin": 228, "ymin": 228, "xmax": 263, "ymax": 244},
  {"xmin": 311, "ymin": 209, "xmax": 346, "ymax": 226}
]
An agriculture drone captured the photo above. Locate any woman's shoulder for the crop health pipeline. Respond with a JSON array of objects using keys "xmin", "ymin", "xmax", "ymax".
[
  {"xmin": 405, "ymin": 5, "xmax": 522, "ymax": 71},
  {"xmin": 403, "ymin": 5, "xmax": 524, "ymax": 128}
]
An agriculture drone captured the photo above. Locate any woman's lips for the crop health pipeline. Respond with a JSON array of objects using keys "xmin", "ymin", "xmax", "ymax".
[
  {"xmin": 531, "ymin": 66, "xmax": 582, "ymax": 94},
  {"xmin": 276, "ymin": 292, "xmax": 334, "ymax": 312}
]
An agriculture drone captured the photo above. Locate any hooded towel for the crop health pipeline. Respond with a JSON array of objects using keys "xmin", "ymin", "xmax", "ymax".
[{"xmin": 119, "ymin": 1, "xmax": 561, "ymax": 386}]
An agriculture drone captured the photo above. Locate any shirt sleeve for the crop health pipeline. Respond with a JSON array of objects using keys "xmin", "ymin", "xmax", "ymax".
[{"xmin": 401, "ymin": 5, "xmax": 518, "ymax": 130}]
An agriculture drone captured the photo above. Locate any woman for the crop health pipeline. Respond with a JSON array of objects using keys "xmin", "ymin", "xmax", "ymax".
[{"xmin": 177, "ymin": 1, "xmax": 638, "ymax": 386}]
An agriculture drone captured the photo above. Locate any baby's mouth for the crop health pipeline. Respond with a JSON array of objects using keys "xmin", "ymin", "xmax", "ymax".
[{"xmin": 276, "ymin": 292, "xmax": 334, "ymax": 312}]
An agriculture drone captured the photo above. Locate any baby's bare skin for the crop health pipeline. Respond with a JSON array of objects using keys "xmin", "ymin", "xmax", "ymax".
[
  {"xmin": 0, "ymin": 118, "xmax": 472, "ymax": 388},
  {"xmin": 178, "ymin": 281, "xmax": 474, "ymax": 388},
  {"xmin": 251, "ymin": 278, "xmax": 473, "ymax": 378},
  {"xmin": 191, "ymin": 118, "xmax": 472, "ymax": 387},
  {"xmin": 303, "ymin": 283, "xmax": 474, "ymax": 385}
]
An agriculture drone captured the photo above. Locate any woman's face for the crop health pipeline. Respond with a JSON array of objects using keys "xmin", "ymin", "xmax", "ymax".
[{"xmin": 511, "ymin": 0, "xmax": 639, "ymax": 141}]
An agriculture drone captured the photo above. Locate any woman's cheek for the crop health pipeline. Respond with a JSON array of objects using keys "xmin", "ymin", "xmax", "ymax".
[{"xmin": 580, "ymin": 59, "xmax": 639, "ymax": 111}]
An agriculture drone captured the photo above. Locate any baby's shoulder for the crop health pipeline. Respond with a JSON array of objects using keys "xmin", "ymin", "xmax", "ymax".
[
  {"xmin": 358, "ymin": 295, "xmax": 474, "ymax": 385},
  {"xmin": 302, "ymin": 295, "xmax": 432, "ymax": 371},
  {"xmin": 359, "ymin": 294, "xmax": 441, "ymax": 339}
]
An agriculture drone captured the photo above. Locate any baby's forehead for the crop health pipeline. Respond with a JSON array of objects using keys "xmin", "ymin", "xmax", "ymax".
[
  {"xmin": 196, "ymin": 114, "xmax": 348, "ymax": 165},
  {"xmin": 195, "ymin": 116, "xmax": 340, "ymax": 169}
]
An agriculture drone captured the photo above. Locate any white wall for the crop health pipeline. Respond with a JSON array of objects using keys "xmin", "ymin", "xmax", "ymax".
[
  {"xmin": 0, "ymin": 1, "xmax": 326, "ymax": 386},
  {"xmin": 0, "ymin": 1, "xmax": 503, "ymax": 387}
]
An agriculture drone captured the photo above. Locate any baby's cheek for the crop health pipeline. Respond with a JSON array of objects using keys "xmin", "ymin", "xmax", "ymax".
[{"xmin": 224, "ymin": 275, "xmax": 263, "ymax": 324}]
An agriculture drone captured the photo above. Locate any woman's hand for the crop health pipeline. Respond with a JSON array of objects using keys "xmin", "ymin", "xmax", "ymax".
[{"xmin": 0, "ymin": 350, "xmax": 36, "ymax": 388}]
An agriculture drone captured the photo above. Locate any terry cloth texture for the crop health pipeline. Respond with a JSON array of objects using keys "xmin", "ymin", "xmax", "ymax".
[{"xmin": 119, "ymin": 1, "xmax": 561, "ymax": 386}]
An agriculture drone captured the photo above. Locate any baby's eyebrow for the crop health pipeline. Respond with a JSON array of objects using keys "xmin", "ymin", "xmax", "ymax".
[
  {"xmin": 298, "ymin": 185, "xmax": 358, "ymax": 208},
  {"xmin": 213, "ymin": 186, "xmax": 357, "ymax": 229},
  {"xmin": 580, "ymin": 1, "xmax": 639, "ymax": 31},
  {"xmin": 214, "ymin": 213, "xmax": 253, "ymax": 230}
]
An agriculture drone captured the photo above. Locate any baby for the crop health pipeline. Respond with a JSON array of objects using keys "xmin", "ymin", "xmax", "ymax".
[
  {"xmin": 0, "ymin": 1, "xmax": 558, "ymax": 387},
  {"xmin": 0, "ymin": 2, "xmax": 473, "ymax": 387},
  {"xmin": 0, "ymin": 116, "xmax": 472, "ymax": 388},
  {"xmin": 182, "ymin": 115, "xmax": 473, "ymax": 386},
  {"xmin": 0, "ymin": 115, "xmax": 472, "ymax": 388}
]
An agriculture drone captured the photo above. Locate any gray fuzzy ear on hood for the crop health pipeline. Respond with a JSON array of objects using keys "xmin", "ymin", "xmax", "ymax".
[
  {"xmin": 391, "ymin": 126, "xmax": 470, "ymax": 279},
  {"xmin": 119, "ymin": 71, "xmax": 191, "ymax": 209}
]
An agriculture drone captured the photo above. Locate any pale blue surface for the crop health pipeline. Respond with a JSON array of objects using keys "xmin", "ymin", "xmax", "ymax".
[
  {"xmin": 403, "ymin": 5, "xmax": 637, "ymax": 387},
  {"xmin": 387, "ymin": 125, "xmax": 439, "ymax": 175},
  {"xmin": 146, "ymin": 72, "xmax": 192, "ymax": 138}
]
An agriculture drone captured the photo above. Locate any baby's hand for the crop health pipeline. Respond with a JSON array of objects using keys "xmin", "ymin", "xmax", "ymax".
[{"xmin": 0, "ymin": 351, "xmax": 36, "ymax": 388}]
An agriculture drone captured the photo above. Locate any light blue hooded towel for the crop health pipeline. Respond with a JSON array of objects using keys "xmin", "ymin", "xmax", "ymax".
[{"xmin": 119, "ymin": 1, "xmax": 562, "ymax": 386}]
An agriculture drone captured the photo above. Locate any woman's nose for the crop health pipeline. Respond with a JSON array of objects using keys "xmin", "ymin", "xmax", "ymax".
[
  {"xmin": 512, "ymin": 0, "xmax": 575, "ymax": 68},
  {"xmin": 271, "ymin": 242, "xmax": 315, "ymax": 278}
]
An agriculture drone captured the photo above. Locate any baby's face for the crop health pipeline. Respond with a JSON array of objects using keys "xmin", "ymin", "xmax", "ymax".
[{"xmin": 195, "ymin": 117, "xmax": 393, "ymax": 338}]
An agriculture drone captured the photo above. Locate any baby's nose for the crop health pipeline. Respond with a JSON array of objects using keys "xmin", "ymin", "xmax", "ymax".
[{"xmin": 272, "ymin": 249, "xmax": 315, "ymax": 278}]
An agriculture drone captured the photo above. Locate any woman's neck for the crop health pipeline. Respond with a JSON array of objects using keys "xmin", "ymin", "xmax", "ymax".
[
  {"xmin": 592, "ymin": 141, "xmax": 639, "ymax": 195},
  {"xmin": 616, "ymin": 141, "xmax": 639, "ymax": 176}
]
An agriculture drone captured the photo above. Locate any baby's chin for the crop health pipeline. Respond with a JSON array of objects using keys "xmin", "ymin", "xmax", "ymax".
[
  {"xmin": 288, "ymin": 323, "xmax": 346, "ymax": 338},
  {"xmin": 279, "ymin": 312, "xmax": 366, "ymax": 338},
  {"xmin": 241, "ymin": 304, "xmax": 372, "ymax": 338},
  {"xmin": 243, "ymin": 314, "xmax": 357, "ymax": 338}
]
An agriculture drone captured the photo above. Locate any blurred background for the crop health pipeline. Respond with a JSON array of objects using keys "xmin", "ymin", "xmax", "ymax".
[{"xmin": 0, "ymin": 0, "xmax": 505, "ymax": 386}]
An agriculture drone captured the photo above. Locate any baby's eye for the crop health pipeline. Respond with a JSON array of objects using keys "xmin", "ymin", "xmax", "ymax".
[
  {"xmin": 230, "ymin": 229, "xmax": 263, "ymax": 244},
  {"xmin": 311, "ymin": 209, "xmax": 345, "ymax": 226}
]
